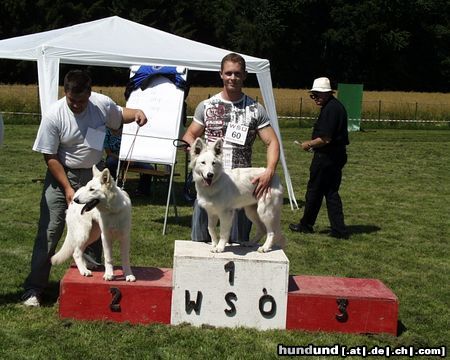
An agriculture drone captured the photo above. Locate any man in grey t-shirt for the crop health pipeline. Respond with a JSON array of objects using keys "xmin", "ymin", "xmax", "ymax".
[
  {"xmin": 182, "ymin": 53, "xmax": 280, "ymax": 243},
  {"xmin": 22, "ymin": 70, "xmax": 148, "ymax": 307}
]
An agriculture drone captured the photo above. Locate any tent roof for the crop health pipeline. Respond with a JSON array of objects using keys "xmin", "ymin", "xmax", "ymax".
[
  {"xmin": 0, "ymin": 16, "xmax": 270, "ymax": 73},
  {"xmin": 0, "ymin": 16, "xmax": 298, "ymax": 209}
]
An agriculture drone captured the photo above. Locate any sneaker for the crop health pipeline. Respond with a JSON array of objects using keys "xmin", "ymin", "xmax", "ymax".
[
  {"xmin": 289, "ymin": 223, "xmax": 314, "ymax": 233},
  {"xmin": 23, "ymin": 294, "xmax": 40, "ymax": 307}
]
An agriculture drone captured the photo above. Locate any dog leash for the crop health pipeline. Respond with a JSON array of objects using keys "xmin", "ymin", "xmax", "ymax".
[
  {"xmin": 120, "ymin": 137, "xmax": 192, "ymax": 192},
  {"xmin": 172, "ymin": 138, "xmax": 190, "ymax": 149},
  {"xmin": 120, "ymin": 126, "xmax": 140, "ymax": 190}
]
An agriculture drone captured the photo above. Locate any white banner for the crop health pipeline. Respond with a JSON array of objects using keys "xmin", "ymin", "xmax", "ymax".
[{"xmin": 120, "ymin": 74, "xmax": 186, "ymax": 165}]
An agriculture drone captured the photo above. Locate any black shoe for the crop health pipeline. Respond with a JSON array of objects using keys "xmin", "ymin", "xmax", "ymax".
[
  {"xmin": 289, "ymin": 223, "xmax": 314, "ymax": 233},
  {"xmin": 329, "ymin": 230, "xmax": 350, "ymax": 239}
]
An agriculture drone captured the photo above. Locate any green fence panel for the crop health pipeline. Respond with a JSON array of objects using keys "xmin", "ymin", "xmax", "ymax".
[{"xmin": 337, "ymin": 83, "xmax": 363, "ymax": 131}]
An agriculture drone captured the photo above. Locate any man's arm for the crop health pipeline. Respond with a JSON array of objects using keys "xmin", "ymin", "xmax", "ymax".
[
  {"xmin": 252, "ymin": 126, "xmax": 280, "ymax": 199},
  {"xmin": 182, "ymin": 121, "xmax": 205, "ymax": 151},
  {"xmin": 300, "ymin": 136, "xmax": 331, "ymax": 151},
  {"xmin": 121, "ymin": 108, "xmax": 147, "ymax": 126},
  {"xmin": 44, "ymin": 154, "xmax": 74, "ymax": 205}
]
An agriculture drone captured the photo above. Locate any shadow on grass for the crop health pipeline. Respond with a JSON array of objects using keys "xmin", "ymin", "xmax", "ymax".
[
  {"xmin": 397, "ymin": 320, "xmax": 407, "ymax": 336},
  {"xmin": 317, "ymin": 224, "xmax": 381, "ymax": 237},
  {"xmin": 284, "ymin": 197, "xmax": 305, "ymax": 207},
  {"xmin": 0, "ymin": 281, "xmax": 60, "ymax": 307},
  {"xmin": 346, "ymin": 224, "xmax": 381, "ymax": 235},
  {"xmin": 152, "ymin": 214, "xmax": 193, "ymax": 227},
  {"xmin": 41, "ymin": 281, "xmax": 61, "ymax": 306},
  {"xmin": 0, "ymin": 290, "xmax": 25, "ymax": 306}
]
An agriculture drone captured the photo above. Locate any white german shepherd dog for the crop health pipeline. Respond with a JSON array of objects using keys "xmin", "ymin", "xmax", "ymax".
[
  {"xmin": 190, "ymin": 137, "xmax": 286, "ymax": 253},
  {"xmin": 51, "ymin": 166, "xmax": 136, "ymax": 282}
]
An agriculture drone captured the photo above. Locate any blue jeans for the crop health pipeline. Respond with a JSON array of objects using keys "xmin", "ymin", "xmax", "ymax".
[{"xmin": 191, "ymin": 199, "xmax": 252, "ymax": 243}]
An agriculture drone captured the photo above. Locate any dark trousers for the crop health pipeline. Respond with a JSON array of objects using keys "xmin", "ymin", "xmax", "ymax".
[
  {"xmin": 301, "ymin": 150, "xmax": 347, "ymax": 233},
  {"xmin": 191, "ymin": 199, "xmax": 252, "ymax": 243}
]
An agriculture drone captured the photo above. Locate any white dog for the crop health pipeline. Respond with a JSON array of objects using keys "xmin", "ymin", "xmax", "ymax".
[
  {"xmin": 51, "ymin": 166, "xmax": 136, "ymax": 282},
  {"xmin": 190, "ymin": 138, "xmax": 286, "ymax": 253}
]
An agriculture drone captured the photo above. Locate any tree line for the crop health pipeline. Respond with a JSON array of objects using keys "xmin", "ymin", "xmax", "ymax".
[{"xmin": 0, "ymin": 0, "xmax": 449, "ymax": 91}]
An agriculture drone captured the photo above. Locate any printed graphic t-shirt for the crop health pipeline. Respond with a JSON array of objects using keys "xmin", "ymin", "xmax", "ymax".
[
  {"xmin": 193, "ymin": 93, "xmax": 271, "ymax": 169},
  {"xmin": 33, "ymin": 92, "xmax": 123, "ymax": 169}
]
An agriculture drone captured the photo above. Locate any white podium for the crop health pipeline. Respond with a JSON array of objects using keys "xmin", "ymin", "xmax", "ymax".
[{"xmin": 171, "ymin": 240, "xmax": 289, "ymax": 330}]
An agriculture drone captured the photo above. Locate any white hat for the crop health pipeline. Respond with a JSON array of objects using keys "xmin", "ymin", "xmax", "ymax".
[{"xmin": 310, "ymin": 77, "xmax": 333, "ymax": 92}]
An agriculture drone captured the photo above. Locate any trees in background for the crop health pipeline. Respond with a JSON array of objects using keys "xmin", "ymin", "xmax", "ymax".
[{"xmin": 0, "ymin": 0, "xmax": 448, "ymax": 91}]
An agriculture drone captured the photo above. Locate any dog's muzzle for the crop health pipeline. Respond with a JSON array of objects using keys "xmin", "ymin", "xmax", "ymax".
[
  {"xmin": 75, "ymin": 198, "xmax": 100, "ymax": 214},
  {"xmin": 202, "ymin": 172, "xmax": 214, "ymax": 186}
]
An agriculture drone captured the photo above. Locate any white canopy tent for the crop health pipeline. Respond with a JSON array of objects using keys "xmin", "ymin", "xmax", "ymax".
[{"xmin": 0, "ymin": 16, "xmax": 298, "ymax": 209}]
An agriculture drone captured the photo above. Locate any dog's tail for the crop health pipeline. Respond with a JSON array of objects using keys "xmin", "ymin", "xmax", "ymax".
[{"xmin": 51, "ymin": 239, "xmax": 74, "ymax": 265}]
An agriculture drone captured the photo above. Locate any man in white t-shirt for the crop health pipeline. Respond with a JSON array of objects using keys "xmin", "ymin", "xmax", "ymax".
[
  {"xmin": 182, "ymin": 53, "xmax": 280, "ymax": 243},
  {"xmin": 22, "ymin": 70, "xmax": 147, "ymax": 307}
]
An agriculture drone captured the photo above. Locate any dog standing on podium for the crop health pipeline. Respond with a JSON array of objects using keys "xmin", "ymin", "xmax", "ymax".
[
  {"xmin": 51, "ymin": 165, "xmax": 136, "ymax": 282},
  {"xmin": 190, "ymin": 137, "xmax": 286, "ymax": 253}
]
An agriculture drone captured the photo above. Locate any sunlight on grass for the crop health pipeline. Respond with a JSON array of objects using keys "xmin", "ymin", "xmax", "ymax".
[{"xmin": 0, "ymin": 125, "xmax": 448, "ymax": 358}]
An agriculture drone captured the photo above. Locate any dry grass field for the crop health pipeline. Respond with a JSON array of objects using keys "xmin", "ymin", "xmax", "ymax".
[{"xmin": 1, "ymin": 84, "xmax": 450, "ymax": 122}]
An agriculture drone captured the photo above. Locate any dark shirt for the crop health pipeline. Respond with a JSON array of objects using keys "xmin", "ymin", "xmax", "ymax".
[
  {"xmin": 312, "ymin": 96, "xmax": 349, "ymax": 153},
  {"xmin": 104, "ymin": 128, "xmax": 122, "ymax": 155}
]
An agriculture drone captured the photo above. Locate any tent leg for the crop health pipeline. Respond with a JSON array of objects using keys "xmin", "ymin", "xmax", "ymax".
[
  {"xmin": 162, "ymin": 165, "xmax": 176, "ymax": 235},
  {"xmin": 171, "ymin": 184, "xmax": 178, "ymax": 219}
]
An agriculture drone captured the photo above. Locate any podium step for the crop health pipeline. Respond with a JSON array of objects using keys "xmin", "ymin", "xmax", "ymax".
[
  {"xmin": 58, "ymin": 264, "xmax": 398, "ymax": 335},
  {"xmin": 171, "ymin": 241, "xmax": 289, "ymax": 330},
  {"xmin": 59, "ymin": 266, "xmax": 172, "ymax": 324},
  {"xmin": 287, "ymin": 275, "xmax": 398, "ymax": 335}
]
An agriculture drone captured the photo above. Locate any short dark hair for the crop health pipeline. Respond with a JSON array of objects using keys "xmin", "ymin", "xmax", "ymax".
[
  {"xmin": 63, "ymin": 70, "xmax": 92, "ymax": 94},
  {"xmin": 221, "ymin": 53, "xmax": 246, "ymax": 72}
]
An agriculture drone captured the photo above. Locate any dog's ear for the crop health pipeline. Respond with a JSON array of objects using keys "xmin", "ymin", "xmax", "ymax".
[
  {"xmin": 190, "ymin": 137, "xmax": 205, "ymax": 159},
  {"xmin": 100, "ymin": 168, "xmax": 112, "ymax": 186},
  {"xmin": 92, "ymin": 165, "xmax": 101, "ymax": 177},
  {"xmin": 213, "ymin": 138, "xmax": 223, "ymax": 156}
]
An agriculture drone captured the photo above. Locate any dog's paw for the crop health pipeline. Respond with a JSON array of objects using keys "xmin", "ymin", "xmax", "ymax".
[
  {"xmin": 257, "ymin": 246, "xmax": 271, "ymax": 253},
  {"xmin": 103, "ymin": 273, "xmax": 114, "ymax": 281},
  {"xmin": 80, "ymin": 269, "xmax": 92, "ymax": 277},
  {"xmin": 210, "ymin": 246, "xmax": 225, "ymax": 253},
  {"xmin": 125, "ymin": 275, "xmax": 136, "ymax": 282}
]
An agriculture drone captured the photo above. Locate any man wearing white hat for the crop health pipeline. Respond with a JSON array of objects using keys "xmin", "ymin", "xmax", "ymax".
[{"xmin": 290, "ymin": 77, "xmax": 349, "ymax": 239}]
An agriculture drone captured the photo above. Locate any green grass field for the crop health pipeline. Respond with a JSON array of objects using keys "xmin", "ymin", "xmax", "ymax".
[{"xmin": 0, "ymin": 125, "xmax": 449, "ymax": 359}]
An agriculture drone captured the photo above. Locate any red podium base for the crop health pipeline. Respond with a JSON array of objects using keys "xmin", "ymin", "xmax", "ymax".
[
  {"xmin": 59, "ymin": 266, "xmax": 172, "ymax": 324},
  {"xmin": 287, "ymin": 275, "xmax": 398, "ymax": 335},
  {"xmin": 58, "ymin": 267, "xmax": 398, "ymax": 335}
]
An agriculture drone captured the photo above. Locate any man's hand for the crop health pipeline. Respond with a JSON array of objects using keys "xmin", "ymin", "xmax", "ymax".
[
  {"xmin": 44, "ymin": 154, "xmax": 75, "ymax": 206},
  {"xmin": 301, "ymin": 140, "xmax": 313, "ymax": 152},
  {"xmin": 134, "ymin": 109, "xmax": 147, "ymax": 126},
  {"xmin": 251, "ymin": 168, "xmax": 274, "ymax": 199},
  {"xmin": 182, "ymin": 121, "xmax": 204, "ymax": 153},
  {"xmin": 64, "ymin": 187, "xmax": 75, "ymax": 205}
]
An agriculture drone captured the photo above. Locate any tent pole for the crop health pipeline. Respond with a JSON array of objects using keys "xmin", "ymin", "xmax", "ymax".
[{"xmin": 162, "ymin": 163, "xmax": 177, "ymax": 235}]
